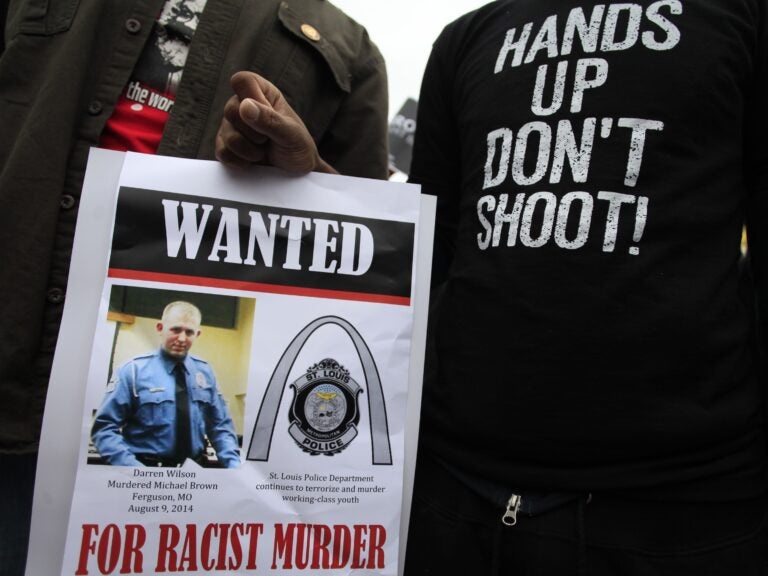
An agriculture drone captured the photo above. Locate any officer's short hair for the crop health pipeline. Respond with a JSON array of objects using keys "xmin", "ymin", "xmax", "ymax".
[{"xmin": 161, "ymin": 301, "xmax": 202, "ymax": 325}]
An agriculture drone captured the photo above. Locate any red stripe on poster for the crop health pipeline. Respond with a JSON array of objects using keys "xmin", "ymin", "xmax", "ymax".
[{"xmin": 107, "ymin": 268, "xmax": 411, "ymax": 306}]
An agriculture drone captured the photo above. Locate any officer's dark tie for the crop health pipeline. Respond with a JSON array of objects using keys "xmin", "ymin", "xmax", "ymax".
[{"xmin": 173, "ymin": 362, "xmax": 192, "ymax": 462}]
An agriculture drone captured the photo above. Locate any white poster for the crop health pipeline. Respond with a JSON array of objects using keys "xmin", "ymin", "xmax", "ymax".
[{"xmin": 26, "ymin": 150, "xmax": 435, "ymax": 576}]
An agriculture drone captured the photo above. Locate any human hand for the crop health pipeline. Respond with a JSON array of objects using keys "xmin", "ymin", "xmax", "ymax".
[{"xmin": 215, "ymin": 71, "xmax": 337, "ymax": 174}]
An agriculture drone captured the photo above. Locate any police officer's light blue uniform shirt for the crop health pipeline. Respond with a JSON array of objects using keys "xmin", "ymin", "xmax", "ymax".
[{"xmin": 92, "ymin": 349, "xmax": 240, "ymax": 468}]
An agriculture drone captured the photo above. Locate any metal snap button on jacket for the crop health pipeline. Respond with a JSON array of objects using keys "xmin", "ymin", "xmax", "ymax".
[
  {"xmin": 301, "ymin": 23, "xmax": 321, "ymax": 41},
  {"xmin": 59, "ymin": 194, "xmax": 76, "ymax": 210},
  {"xmin": 125, "ymin": 18, "xmax": 142, "ymax": 34},
  {"xmin": 87, "ymin": 100, "xmax": 103, "ymax": 115},
  {"xmin": 46, "ymin": 288, "xmax": 65, "ymax": 305}
]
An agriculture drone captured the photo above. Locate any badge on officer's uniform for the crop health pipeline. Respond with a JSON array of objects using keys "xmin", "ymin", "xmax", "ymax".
[
  {"xmin": 287, "ymin": 358, "xmax": 362, "ymax": 456},
  {"xmin": 195, "ymin": 372, "xmax": 208, "ymax": 388}
]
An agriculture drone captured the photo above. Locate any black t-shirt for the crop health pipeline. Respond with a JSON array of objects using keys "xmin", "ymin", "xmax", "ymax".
[{"xmin": 412, "ymin": 0, "xmax": 768, "ymax": 499}]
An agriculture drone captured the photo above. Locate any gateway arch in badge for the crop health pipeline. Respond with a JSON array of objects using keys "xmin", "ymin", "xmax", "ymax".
[{"xmin": 247, "ymin": 316, "xmax": 393, "ymax": 465}]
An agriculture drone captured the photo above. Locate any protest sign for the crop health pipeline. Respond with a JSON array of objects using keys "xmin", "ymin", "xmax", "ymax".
[{"xmin": 26, "ymin": 150, "xmax": 434, "ymax": 576}]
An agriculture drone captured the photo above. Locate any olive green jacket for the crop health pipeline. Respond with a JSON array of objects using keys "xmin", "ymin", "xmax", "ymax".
[{"xmin": 0, "ymin": 0, "xmax": 388, "ymax": 452}]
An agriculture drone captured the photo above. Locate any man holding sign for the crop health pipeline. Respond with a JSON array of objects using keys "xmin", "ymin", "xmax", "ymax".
[{"xmin": 0, "ymin": 1, "xmax": 387, "ymax": 572}]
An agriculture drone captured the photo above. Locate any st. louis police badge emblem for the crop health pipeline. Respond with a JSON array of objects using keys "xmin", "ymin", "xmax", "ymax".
[{"xmin": 288, "ymin": 358, "xmax": 362, "ymax": 456}]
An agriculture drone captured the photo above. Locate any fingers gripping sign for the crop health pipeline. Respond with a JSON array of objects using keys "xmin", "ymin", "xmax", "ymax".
[{"xmin": 215, "ymin": 72, "xmax": 337, "ymax": 175}]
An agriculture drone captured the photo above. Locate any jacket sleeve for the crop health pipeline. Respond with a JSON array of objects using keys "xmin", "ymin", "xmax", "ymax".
[
  {"xmin": 316, "ymin": 33, "xmax": 389, "ymax": 181},
  {"xmin": 91, "ymin": 364, "xmax": 142, "ymax": 467}
]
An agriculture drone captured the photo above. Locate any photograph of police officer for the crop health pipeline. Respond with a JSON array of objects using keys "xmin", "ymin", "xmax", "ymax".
[{"xmin": 91, "ymin": 300, "xmax": 241, "ymax": 468}]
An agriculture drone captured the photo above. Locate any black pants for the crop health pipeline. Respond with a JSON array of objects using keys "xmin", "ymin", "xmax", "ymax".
[
  {"xmin": 0, "ymin": 453, "xmax": 36, "ymax": 576},
  {"xmin": 404, "ymin": 455, "xmax": 768, "ymax": 576}
]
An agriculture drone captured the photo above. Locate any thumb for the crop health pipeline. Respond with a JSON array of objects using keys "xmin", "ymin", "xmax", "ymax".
[
  {"xmin": 240, "ymin": 98, "xmax": 302, "ymax": 145},
  {"xmin": 240, "ymin": 98, "xmax": 263, "ymax": 124}
]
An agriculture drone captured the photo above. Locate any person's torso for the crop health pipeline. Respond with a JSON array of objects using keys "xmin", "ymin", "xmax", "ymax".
[{"xmin": 420, "ymin": 0, "xmax": 767, "ymax": 497}]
